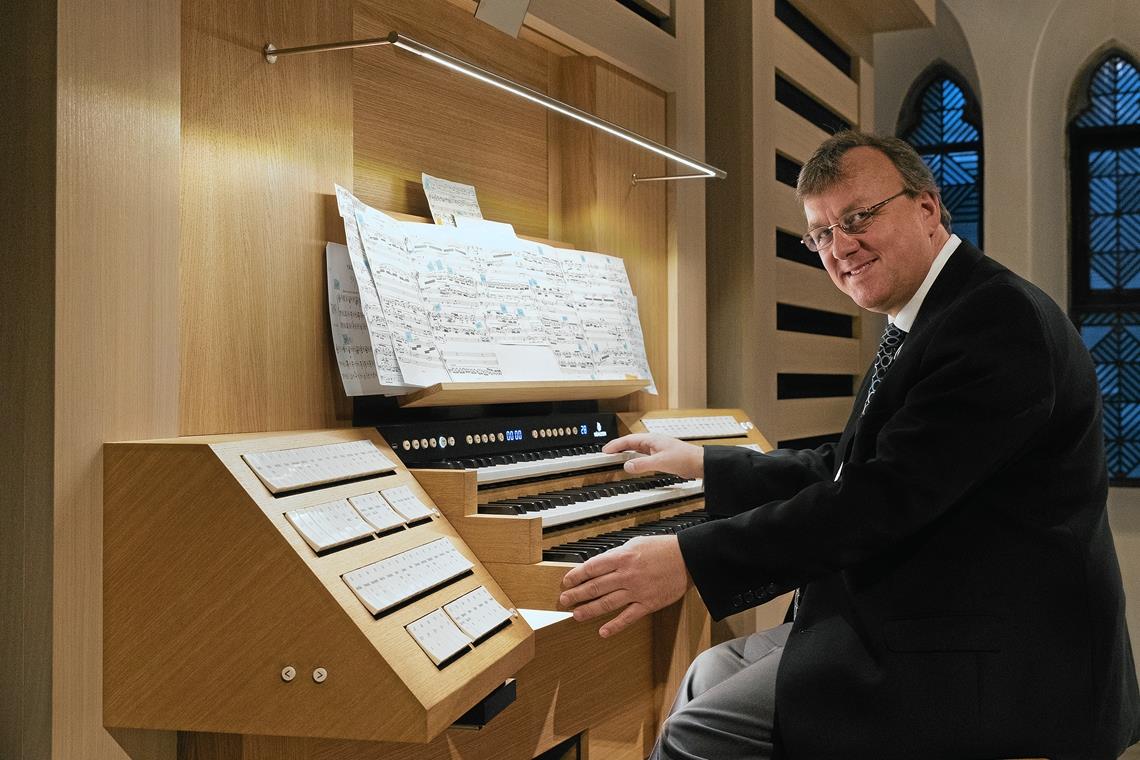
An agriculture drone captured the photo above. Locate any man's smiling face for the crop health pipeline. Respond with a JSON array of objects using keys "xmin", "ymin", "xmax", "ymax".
[{"xmin": 802, "ymin": 147, "xmax": 943, "ymax": 317}]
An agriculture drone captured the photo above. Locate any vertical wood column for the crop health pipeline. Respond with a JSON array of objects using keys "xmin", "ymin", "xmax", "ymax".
[
  {"xmin": 54, "ymin": 0, "xmax": 182, "ymax": 757},
  {"xmin": 557, "ymin": 57, "xmax": 670, "ymax": 411}
]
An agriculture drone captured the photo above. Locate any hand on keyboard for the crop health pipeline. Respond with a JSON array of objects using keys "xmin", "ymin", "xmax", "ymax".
[
  {"xmin": 558, "ymin": 534, "xmax": 692, "ymax": 638},
  {"xmin": 603, "ymin": 433, "xmax": 704, "ymax": 480}
]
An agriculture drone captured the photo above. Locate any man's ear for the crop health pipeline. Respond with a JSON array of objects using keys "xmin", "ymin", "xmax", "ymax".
[{"xmin": 917, "ymin": 191, "xmax": 942, "ymax": 233}]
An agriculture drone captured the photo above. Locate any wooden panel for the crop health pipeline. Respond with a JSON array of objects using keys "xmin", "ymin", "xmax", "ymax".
[
  {"xmin": 180, "ymin": 0, "xmax": 353, "ymax": 436},
  {"xmin": 525, "ymin": 0, "xmax": 679, "ymax": 92},
  {"xmin": 773, "ymin": 22, "xmax": 859, "ymax": 124},
  {"xmin": 352, "ymin": 0, "xmax": 553, "ymax": 238},
  {"xmin": 558, "ymin": 57, "xmax": 670, "ymax": 411},
  {"xmin": 105, "ymin": 430, "xmax": 533, "ymax": 742},
  {"xmin": 399, "ymin": 379, "xmax": 648, "ymax": 408},
  {"xmin": 773, "ymin": 397, "xmax": 854, "ymax": 441},
  {"xmin": 1, "ymin": 2, "xmax": 56, "ymax": 758},
  {"xmin": 776, "ymin": 333, "xmax": 862, "ymax": 375},
  {"xmin": 260, "ymin": 615, "xmax": 658, "ymax": 760},
  {"xmin": 774, "ymin": 103, "xmax": 830, "ymax": 168},
  {"xmin": 54, "ymin": 0, "xmax": 182, "ymax": 758},
  {"xmin": 774, "ymin": 259, "xmax": 861, "ymax": 317},
  {"xmin": 773, "ymin": 179, "xmax": 808, "ymax": 236}
]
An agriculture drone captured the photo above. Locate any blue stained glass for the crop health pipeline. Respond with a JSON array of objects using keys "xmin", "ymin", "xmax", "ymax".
[
  {"xmin": 902, "ymin": 74, "xmax": 982, "ymax": 247},
  {"xmin": 1075, "ymin": 56, "xmax": 1140, "ymax": 127},
  {"xmin": 1078, "ymin": 312, "xmax": 1140, "ymax": 480}
]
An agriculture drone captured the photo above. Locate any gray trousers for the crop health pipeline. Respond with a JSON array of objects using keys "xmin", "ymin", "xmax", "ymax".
[{"xmin": 651, "ymin": 623, "xmax": 792, "ymax": 760}]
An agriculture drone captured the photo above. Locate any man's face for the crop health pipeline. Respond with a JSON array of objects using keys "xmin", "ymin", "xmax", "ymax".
[{"xmin": 802, "ymin": 147, "xmax": 942, "ymax": 316}]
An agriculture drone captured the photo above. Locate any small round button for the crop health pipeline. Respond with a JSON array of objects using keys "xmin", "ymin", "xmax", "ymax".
[
  {"xmin": 466, "ymin": 434, "xmax": 474, "ymax": 444},
  {"xmin": 497, "ymin": 432, "xmax": 504, "ymax": 442},
  {"xmin": 448, "ymin": 436, "xmax": 456, "ymax": 446},
  {"xmin": 412, "ymin": 439, "xmax": 421, "ymax": 450},
  {"xmin": 429, "ymin": 438, "xmax": 438, "ymax": 448},
  {"xmin": 402, "ymin": 440, "xmax": 411, "ymax": 451},
  {"xmin": 531, "ymin": 429, "xmax": 539, "ymax": 438},
  {"xmin": 281, "ymin": 666, "xmax": 296, "ymax": 682},
  {"xmin": 312, "ymin": 668, "xmax": 327, "ymax": 683}
]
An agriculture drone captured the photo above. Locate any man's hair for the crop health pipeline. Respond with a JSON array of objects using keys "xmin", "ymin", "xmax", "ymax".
[{"xmin": 795, "ymin": 130, "xmax": 952, "ymax": 232}]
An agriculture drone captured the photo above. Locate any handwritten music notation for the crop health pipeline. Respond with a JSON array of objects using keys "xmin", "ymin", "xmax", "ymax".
[{"xmin": 328, "ymin": 185, "xmax": 656, "ymax": 396}]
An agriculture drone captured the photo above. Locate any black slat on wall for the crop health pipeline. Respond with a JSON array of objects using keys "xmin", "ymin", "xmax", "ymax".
[
  {"xmin": 776, "ymin": 230, "xmax": 824, "ymax": 270},
  {"xmin": 777, "ymin": 373, "xmax": 853, "ymax": 399},
  {"xmin": 776, "ymin": 74, "xmax": 851, "ymax": 134},
  {"xmin": 774, "ymin": 0, "xmax": 853, "ymax": 78},
  {"xmin": 776, "ymin": 153, "xmax": 802, "ymax": 188},
  {"xmin": 776, "ymin": 303, "xmax": 853, "ymax": 338}
]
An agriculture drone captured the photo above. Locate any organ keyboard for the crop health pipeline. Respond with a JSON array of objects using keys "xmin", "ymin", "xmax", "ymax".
[{"xmin": 379, "ymin": 408, "xmax": 772, "ymax": 607}]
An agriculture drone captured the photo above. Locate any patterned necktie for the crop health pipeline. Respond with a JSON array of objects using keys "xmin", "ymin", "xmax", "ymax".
[{"xmin": 861, "ymin": 323, "xmax": 907, "ymax": 416}]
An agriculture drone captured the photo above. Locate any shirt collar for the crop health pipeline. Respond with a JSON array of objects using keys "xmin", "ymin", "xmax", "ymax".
[{"xmin": 891, "ymin": 234, "xmax": 962, "ymax": 333}]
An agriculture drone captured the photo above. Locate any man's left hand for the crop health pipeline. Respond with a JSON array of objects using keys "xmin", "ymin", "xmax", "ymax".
[{"xmin": 558, "ymin": 535, "xmax": 692, "ymax": 638}]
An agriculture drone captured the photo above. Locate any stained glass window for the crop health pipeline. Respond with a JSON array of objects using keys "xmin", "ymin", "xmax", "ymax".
[
  {"xmin": 898, "ymin": 68, "xmax": 983, "ymax": 247},
  {"xmin": 1070, "ymin": 53, "xmax": 1140, "ymax": 484}
]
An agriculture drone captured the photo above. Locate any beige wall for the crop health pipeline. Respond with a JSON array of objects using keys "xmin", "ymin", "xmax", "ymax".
[{"xmin": 874, "ymin": 6, "xmax": 1140, "ymax": 755}]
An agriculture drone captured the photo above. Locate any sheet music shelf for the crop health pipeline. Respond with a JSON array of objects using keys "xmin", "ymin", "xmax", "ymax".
[{"xmin": 398, "ymin": 378, "xmax": 649, "ymax": 408}]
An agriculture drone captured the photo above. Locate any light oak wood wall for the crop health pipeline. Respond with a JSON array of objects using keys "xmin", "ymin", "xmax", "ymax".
[
  {"xmin": 53, "ymin": 2, "xmax": 183, "ymax": 760},
  {"xmin": 706, "ymin": 0, "xmax": 914, "ymax": 446},
  {"xmin": 12, "ymin": 1, "xmax": 699, "ymax": 759}
]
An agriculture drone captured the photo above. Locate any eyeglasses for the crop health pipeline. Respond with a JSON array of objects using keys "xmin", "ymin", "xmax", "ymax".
[{"xmin": 801, "ymin": 190, "xmax": 909, "ymax": 252}]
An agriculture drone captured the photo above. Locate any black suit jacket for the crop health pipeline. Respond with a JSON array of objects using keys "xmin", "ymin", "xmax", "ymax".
[{"xmin": 678, "ymin": 243, "xmax": 1140, "ymax": 759}]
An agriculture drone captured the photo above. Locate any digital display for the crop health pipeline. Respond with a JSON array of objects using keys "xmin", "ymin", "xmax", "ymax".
[
  {"xmin": 505, "ymin": 429, "xmax": 523, "ymax": 442},
  {"xmin": 580, "ymin": 424, "xmax": 588, "ymax": 435}
]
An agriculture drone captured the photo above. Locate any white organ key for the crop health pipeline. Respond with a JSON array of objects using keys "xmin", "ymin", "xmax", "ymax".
[
  {"xmin": 244, "ymin": 439, "xmax": 396, "ymax": 494},
  {"xmin": 641, "ymin": 415, "xmax": 746, "ymax": 440},
  {"xmin": 381, "ymin": 485, "xmax": 436, "ymax": 522},
  {"xmin": 349, "ymin": 491, "xmax": 406, "ymax": 532},
  {"xmin": 475, "ymin": 450, "xmax": 640, "ymax": 484},
  {"xmin": 443, "ymin": 586, "xmax": 513, "ymax": 641},
  {"xmin": 285, "ymin": 499, "xmax": 374, "ymax": 553},
  {"xmin": 405, "ymin": 609, "xmax": 472, "ymax": 666}
]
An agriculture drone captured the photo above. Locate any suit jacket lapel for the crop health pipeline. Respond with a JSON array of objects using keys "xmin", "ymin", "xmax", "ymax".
[{"xmin": 833, "ymin": 241, "xmax": 985, "ymax": 475}]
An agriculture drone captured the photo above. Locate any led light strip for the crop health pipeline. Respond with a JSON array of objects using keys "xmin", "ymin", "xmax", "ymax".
[{"xmin": 264, "ymin": 32, "xmax": 726, "ymax": 183}]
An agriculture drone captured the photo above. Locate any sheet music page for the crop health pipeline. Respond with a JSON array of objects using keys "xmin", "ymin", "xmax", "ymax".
[
  {"xmin": 333, "ymin": 185, "xmax": 408, "ymax": 391},
  {"xmin": 456, "ymin": 218, "xmax": 565, "ymax": 381},
  {"xmin": 527, "ymin": 244, "xmax": 597, "ymax": 380},
  {"xmin": 406, "ymin": 224, "xmax": 505, "ymax": 381},
  {"xmin": 354, "ymin": 205, "xmax": 452, "ymax": 387},
  {"xmin": 421, "ymin": 173, "xmax": 483, "ymax": 226},
  {"xmin": 326, "ymin": 243, "xmax": 385, "ymax": 396},
  {"xmin": 558, "ymin": 249, "xmax": 657, "ymax": 392}
]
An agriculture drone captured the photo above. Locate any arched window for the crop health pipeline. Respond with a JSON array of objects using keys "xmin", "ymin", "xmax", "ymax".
[
  {"xmin": 897, "ymin": 65, "xmax": 983, "ymax": 247},
  {"xmin": 1070, "ymin": 52, "xmax": 1140, "ymax": 484}
]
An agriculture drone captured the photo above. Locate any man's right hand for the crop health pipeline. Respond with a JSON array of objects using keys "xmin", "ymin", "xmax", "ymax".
[{"xmin": 603, "ymin": 433, "xmax": 704, "ymax": 479}]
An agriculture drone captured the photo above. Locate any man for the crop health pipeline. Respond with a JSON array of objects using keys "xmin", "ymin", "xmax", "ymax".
[{"xmin": 559, "ymin": 131, "xmax": 1140, "ymax": 759}]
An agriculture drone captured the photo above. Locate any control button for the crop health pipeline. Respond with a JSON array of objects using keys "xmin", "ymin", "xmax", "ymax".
[
  {"xmin": 539, "ymin": 429, "xmax": 546, "ymax": 438},
  {"xmin": 419, "ymin": 438, "xmax": 429, "ymax": 449},
  {"xmin": 402, "ymin": 440, "xmax": 411, "ymax": 451},
  {"xmin": 281, "ymin": 666, "xmax": 296, "ymax": 682},
  {"xmin": 531, "ymin": 429, "xmax": 538, "ymax": 438},
  {"xmin": 497, "ymin": 432, "xmax": 504, "ymax": 442},
  {"xmin": 412, "ymin": 439, "xmax": 421, "ymax": 450},
  {"xmin": 448, "ymin": 436, "xmax": 456, "ymax": 446},
  {"xmin": 429, "ymin": 438, "xmax": 437, "ymax": 448},
  {"xmin": 438, "ymin": 436, "xmax": 447, "ymax": 449},
  {"xmin": 312, "ymin": 667, "xmax": 327, "ymax": 683}
]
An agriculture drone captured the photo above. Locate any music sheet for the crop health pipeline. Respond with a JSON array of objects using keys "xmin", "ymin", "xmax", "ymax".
[
  {"xmin": 327, "ymin": 188, "xmax": 657, "ymax": 395},
  {"xmin": 354, "ymin": 205, "xmax": 452, "ymax": 388},
  {"xmin": 332, "ymin": 186, "xmax": 409, "ymax": 393}
]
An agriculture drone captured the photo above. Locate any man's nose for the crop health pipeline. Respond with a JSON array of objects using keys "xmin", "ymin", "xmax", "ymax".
[{"xmin": 830, "ymin": 226, "xmax": 859, "ymax": 260}]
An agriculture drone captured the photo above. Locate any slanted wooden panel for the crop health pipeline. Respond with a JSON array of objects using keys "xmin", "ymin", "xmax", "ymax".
[
  {"xmin": 777, "ymin": 333, "xmax": 862, "ymax": 375},
  {"xmin": 774, "ymin": 182, "xmax": 808, "ymax": 239},
  {"xmin": 773, "ymin": 22, "xmax": 859, "ymax": 124},
  {"xmin": 775, "ymin": 259, "xmax": 861, "ymax": 317},
  {"xmin": 774, "ymin": 103, "xmax": 830, "ymax": 167},
  {"xmin": 773, "ymin": 397, "xmax": 855, "ymax": 442},
  {"xmin": 352, "ymin": 0, "xmax": 554, "ymax": 238}
]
